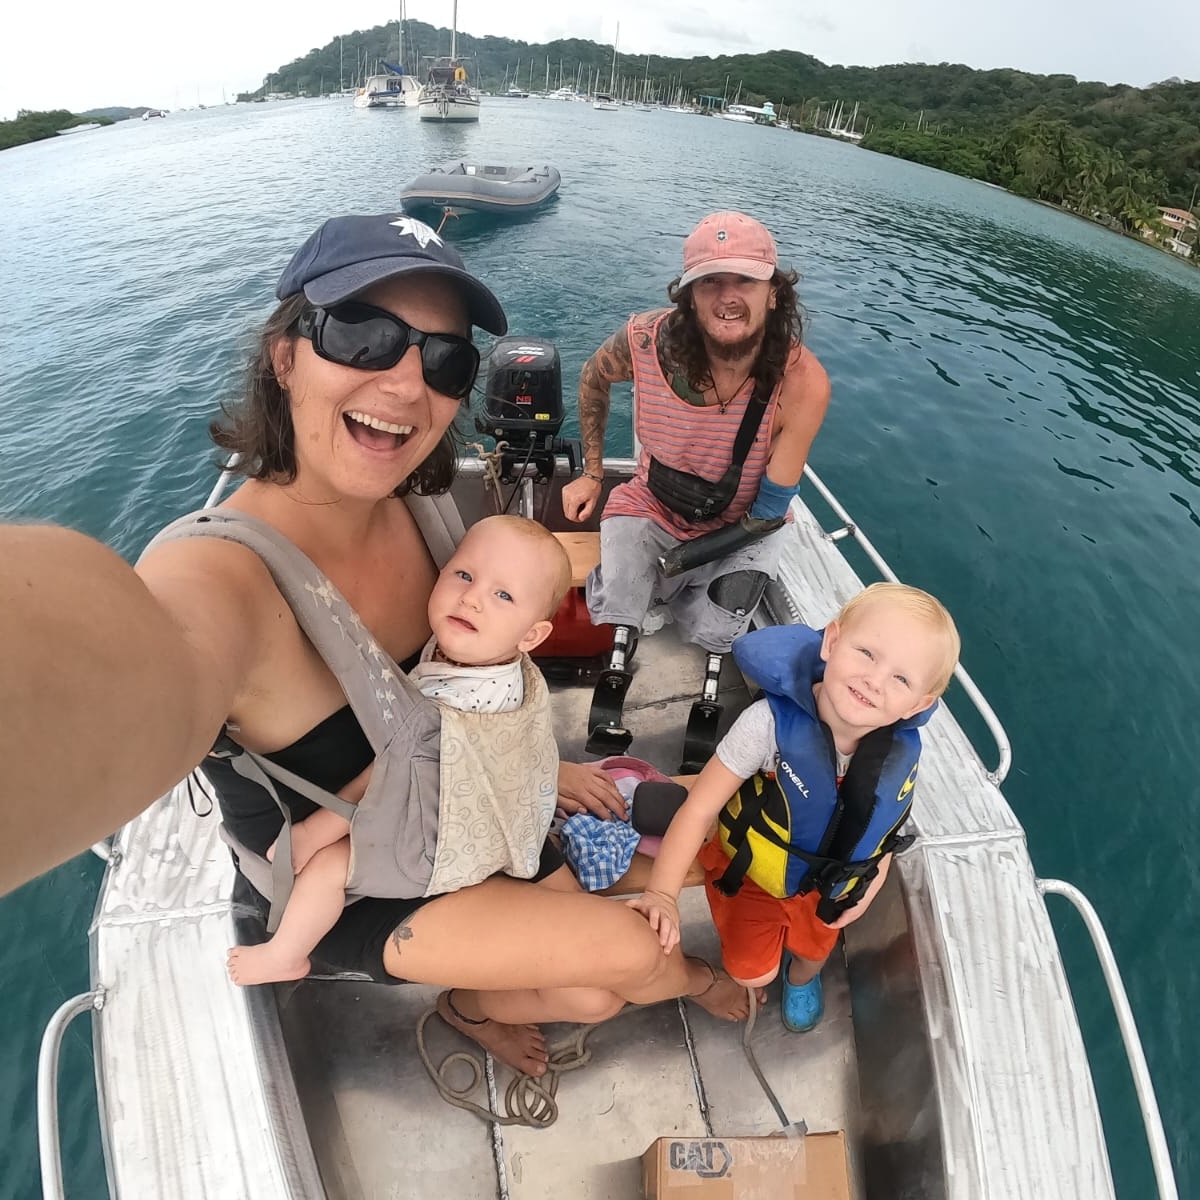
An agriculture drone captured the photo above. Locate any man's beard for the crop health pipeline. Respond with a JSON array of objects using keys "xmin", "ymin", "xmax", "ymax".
[{"xmin": 707, "ymin": 330, "xmax": 763, "ymax": 362}]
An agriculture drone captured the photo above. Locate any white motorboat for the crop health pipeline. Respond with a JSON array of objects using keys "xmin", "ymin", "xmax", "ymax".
[
  {"xmin": 36, "ymin": 353, "xmax": 1179, "ymax": 1197},
  {"xmin": 721, "ymin": 102, "xmax": 776, "ymax": 126},
  {"xmin": 593, "ymin": 93, "xmax": 620, "ymax": 112}
]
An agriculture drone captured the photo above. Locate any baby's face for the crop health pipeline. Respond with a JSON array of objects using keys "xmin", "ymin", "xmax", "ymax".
[
  {"xmin": 818, "ymin": 604, "xmax": 941, "ymax": 738},
  {"xmin": 428, "ymin": 527, "xmax": 555, "ymax": 666}
]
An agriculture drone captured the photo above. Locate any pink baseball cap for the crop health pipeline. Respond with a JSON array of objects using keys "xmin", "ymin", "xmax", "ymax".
[{"xmin": 679, "ymin": 211, "xmax": 778, "ymax": 287}]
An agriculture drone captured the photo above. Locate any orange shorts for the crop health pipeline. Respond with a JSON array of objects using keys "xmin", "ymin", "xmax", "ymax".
[{"xmin": 698, "ymin": 837, "xmax": 840, "ymax": 983}]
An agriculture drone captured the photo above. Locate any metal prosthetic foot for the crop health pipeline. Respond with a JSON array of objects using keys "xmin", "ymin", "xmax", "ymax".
[
  {"xmin": 680, "ymin": 653, "xmax": 725, "ymax": 774},
  {"xmin": 586, "ymin": 625, "xmax": 637, "ymax": 756}
]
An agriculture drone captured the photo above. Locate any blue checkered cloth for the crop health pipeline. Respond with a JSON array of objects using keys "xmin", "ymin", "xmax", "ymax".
[{"xmin": 560, "ymin": 813, "xmax": 642, "ymax": 892}]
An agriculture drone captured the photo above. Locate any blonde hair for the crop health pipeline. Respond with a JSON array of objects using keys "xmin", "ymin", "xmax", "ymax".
[
  {"xmin": 469, "ymin": 515, "xmax": 574, "ymax": 618},
  {"xmin": 836, "ymin": 582, "xmax": 960, "ymax": 697}
]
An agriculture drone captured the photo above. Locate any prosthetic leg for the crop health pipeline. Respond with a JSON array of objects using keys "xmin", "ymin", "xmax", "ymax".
[
  {"xmin": 679, "ymin": 567, "xmax": 772, "ymax": 774},
  {"xmin": 586, "ymin": 624, "xmax": 638, "ymax": 756},
  {"xmin": 680, "ymin": 652, "xmax": 725, "ymax": 774}
]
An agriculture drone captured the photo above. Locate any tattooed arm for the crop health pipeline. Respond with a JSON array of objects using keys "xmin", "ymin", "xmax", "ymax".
[{"xmin": 561, "ymin": 326, "xmax": 634, "ymax": 523}]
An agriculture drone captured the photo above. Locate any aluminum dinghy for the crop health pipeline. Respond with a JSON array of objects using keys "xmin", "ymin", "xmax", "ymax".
[
  {"xmin": 40, "ymin": 461, "xmax": 1178, "ymax": 1198},
  {"xmin": 400, "ymin": 162, "xmax": 562, "ymax": 217}
]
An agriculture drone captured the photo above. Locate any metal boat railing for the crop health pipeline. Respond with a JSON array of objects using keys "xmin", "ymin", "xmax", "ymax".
[
  {"xmin": 796, "ymin": 465, "xmax": 1174, "ymax": 1197},
  {"xmin": 38, "ymin": 990, "xmax": 105, "ymax": 1200},
  {"xmin": 802, "ymin": 464, "xmax": 1013, "ymax": 784},
  {"xmin": 38, "ymin": 460, "xmax": 238, "ymax": 1200},
  {"xmin": 1038, "ymin": 880, "xmax": 1180, "ymax": 1200}
]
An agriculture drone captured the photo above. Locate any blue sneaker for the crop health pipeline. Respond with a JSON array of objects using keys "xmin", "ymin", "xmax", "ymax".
[{"xmin": 781, "ymin": 951, "xmax": 824, "ymax": 1033}]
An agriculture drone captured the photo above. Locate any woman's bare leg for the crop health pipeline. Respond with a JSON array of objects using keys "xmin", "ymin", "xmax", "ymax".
[
  {"xmin": 228, "ymin": 839, "xmax": 350, "ymax": 986},
  {"xmin": 384, "ymin": 875, "xmax": 740, "ymax": 1036},
  {"xmin": 478, "ymin": 865, "xmax": 752, "ymax": 1023}
]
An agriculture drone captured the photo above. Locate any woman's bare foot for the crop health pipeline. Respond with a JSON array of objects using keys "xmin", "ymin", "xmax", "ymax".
[
  {"xmin": 227, "ymin": 943, "xmax": 310, "ymax": 986},
  {"xmin": 686, "ymin": 959, "xmax": 765, "ymax": 1021},
  {"xmin": 436, "ymin": 991, "xmax": 550, "ymax": 1077}
]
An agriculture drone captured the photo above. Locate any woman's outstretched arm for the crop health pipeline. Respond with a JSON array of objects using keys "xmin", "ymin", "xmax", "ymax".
[{"xmin": 0, "ymin": 524, "xmax": 254, "ymax": 894}]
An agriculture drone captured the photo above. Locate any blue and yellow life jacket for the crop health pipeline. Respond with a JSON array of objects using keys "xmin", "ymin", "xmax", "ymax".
[{"xmin": 715, "ymin": 624, "xmax": 934, "ymax": 920}]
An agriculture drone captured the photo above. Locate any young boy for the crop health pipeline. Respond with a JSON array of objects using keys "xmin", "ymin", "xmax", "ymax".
[
  {"xmin": 630, "ymin": 582, "xmax": 960, "ymax": 1031},
  {"xmin": 226, "ymin": 515, "xmax": 573, "ymax": 986}
]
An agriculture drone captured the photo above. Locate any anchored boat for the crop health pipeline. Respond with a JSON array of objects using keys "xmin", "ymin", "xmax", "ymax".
[
  {"xmin": 400, "ymin": 162, "xmax": 561, "ymax": 218},
  {"xmin": 37, "ymin": 345, "xmax": 1178, "ymax": 1199},
  {"xmin": 416, "ymin": 1, "xmax": 479, "ymax": 123},
  {"xmin": 352, "ymin": 65, "xmax": 419, "ymax": 110}
]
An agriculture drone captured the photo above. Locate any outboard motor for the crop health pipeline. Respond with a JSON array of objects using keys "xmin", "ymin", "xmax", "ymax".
[{"xmin": 476, "ymin": 337, "xmax": 580, "ymax": 482}]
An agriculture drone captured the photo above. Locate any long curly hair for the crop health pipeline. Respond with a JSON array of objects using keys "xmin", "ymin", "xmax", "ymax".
[
  {"xmin": 661, "ymin": 269, "xmax": 804, "ymax": 396},
  {"xmin": 209, "ymin": 294, "xmax": 463, "ymax": 497}
]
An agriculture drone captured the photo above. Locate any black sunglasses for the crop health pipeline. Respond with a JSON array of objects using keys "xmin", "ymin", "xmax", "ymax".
[{"xmin": 295, "ymin": 302, "xmax": 480, "ymax": 400}]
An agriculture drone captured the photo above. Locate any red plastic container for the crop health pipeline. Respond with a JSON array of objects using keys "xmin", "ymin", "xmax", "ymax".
[{"xmin": 536, "ymin": 589, "xmax": 614, "ymax": 658}]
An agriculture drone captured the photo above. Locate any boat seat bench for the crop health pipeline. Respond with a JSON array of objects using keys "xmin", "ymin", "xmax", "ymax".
[{"xmin": 552, "ymin": 530, "xmax": 601, "ymax": 588}]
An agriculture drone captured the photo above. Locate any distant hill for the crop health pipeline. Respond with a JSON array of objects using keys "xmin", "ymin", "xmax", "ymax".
[
  {"xmin": 260, "ymin": 21, "xmax": 1200, "ymax": 210},
  {"xmin": 80, "ymin": 106, "xmax": 145, "ymax": 121},
  {"xmin": 0, "ymin": 109, "xmax": 115, "ymax": 152}
]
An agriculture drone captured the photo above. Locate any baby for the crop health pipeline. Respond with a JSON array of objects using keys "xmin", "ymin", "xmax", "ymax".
[{"xmin": 227, "ymin": 515, "xmax": 573, "ymax": 986}]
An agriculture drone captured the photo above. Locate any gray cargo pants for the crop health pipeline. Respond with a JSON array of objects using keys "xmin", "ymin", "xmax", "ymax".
[{"xmin": 585, "ymin": 515, "xmax": 783, "ymax": 654}]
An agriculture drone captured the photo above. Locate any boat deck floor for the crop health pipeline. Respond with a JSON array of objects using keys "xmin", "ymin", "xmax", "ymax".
[{"xmin": 274, "ymin": 624, "xmax": 864, "ymax": 1199}]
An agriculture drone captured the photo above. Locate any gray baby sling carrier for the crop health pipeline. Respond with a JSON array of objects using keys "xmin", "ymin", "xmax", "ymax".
[{"xmin": 143, "ymin": 501, "xmax": 559, "ymax": 932}]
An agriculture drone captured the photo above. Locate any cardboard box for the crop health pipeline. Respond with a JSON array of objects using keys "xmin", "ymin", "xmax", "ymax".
[{"xmin": 641, "ymin": 1131, "xmax": 850, "ymax": 1200}]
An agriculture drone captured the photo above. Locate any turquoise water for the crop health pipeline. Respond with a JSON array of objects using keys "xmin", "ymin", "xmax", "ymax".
[{"xmin": 1, "ymin": 100, "xmax": 1197, "ymax": 1199}]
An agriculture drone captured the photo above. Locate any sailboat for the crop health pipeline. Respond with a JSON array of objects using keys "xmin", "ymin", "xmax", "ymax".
[
  {"xmin": 353, "ymin": 2, "xmax": 420, "ymax": 109},
  {"xmin": 634, "ymin": 55, "xmax": 654, "ymax": 110},
  {"xmin": 417, "ymin": 0, "xmax": 480, "ymax": 123},
  {"xmin": 593, "ymin": 21, "xmax": 620, "ymax": 110}
]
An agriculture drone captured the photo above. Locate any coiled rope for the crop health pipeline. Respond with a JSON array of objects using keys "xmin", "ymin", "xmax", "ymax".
[
  {"xmin": 417, "ymin": 975, "xmax": 805, "ymax": 1135},
  {"xmin": 415, "ymin": 1006, "xmax": 604, "ymax": 1128}
]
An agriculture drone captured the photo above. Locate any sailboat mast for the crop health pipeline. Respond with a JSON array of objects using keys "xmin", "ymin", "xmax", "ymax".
[
  {"xmin": 451, "ymin": 0, "xmax": 457, "ymax": 60},
  {"xmin": 609, "ymin": 21, "xmax": 619, "ymax": 94},
  {"xmin": 398, "ymin": 1, "xmax": 405, "ymax": 68}
]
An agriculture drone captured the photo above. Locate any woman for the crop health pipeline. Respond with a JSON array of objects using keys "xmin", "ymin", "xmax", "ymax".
[{"xmin": 1, "ymin": 213, "xmax": 743, "ymax": 1074}]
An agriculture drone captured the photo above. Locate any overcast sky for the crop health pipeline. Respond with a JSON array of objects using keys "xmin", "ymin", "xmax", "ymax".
[{"xmin": 4, "ymin": 0, "xmax": 1197, "ymax": 119}]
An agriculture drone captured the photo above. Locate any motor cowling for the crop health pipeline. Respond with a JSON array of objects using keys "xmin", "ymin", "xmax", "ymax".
[
  {"xmin": 475, "ymin": 337, "xmax": 579, "ymax": 483},
  {"xmin": 477, "ymin": 337, "xmax": 564, "ymax": 446}
]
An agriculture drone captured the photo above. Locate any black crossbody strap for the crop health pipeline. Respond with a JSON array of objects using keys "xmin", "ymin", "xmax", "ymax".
[{"xmin": 727, "ymin": 375, "xmax": 773, "ymax": 471}]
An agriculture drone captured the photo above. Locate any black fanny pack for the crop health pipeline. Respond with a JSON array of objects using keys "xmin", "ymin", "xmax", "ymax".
[{"xmin": 646, "ymin": 378, "xmax": 771, "ymax": 523}]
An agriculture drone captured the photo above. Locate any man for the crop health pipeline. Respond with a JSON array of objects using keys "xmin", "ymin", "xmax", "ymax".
[{"xmin": 561, "ymin": 211, "xmax": 830, "ymax": 769}]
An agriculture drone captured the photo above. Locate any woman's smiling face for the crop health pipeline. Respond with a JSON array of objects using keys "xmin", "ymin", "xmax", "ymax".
[{"xmin": 276, "ymin": 274, "xmax": 469, "ymax": 502}]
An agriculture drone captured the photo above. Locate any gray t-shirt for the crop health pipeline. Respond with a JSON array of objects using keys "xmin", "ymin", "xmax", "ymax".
[
  {"xmin": 716, "ymin": 698, "xmax": 779, "ymax": 778},
  {"xmin": 716, "ymin": 697, "xmax": 851, "ymax": 780}
]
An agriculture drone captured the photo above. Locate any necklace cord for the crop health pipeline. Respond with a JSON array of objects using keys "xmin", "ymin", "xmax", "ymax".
[{"xmin": 709, "ymin": 371, "xmax": 753, "ymax": 412}]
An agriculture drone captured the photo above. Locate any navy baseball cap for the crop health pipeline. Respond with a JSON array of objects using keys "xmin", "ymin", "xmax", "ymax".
[{"xmin": 275, "ymin": 213, "xmax": 508, "ymax": 335}]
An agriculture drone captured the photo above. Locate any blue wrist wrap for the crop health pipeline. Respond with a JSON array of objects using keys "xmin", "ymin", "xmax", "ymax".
[{"xmin": 749, "ymin": 477, "xmax": 798, "ymax": 520}]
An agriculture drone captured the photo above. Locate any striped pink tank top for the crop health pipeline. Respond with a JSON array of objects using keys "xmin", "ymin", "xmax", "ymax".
[{"xmin": 602, "ymin": 309, "xmax": 785, "ymax": 537}]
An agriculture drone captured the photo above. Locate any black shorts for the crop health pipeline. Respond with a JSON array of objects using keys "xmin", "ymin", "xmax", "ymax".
[{"xmin": 232, "ymin": 839, "xmax": 567, "ymax": 985}]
